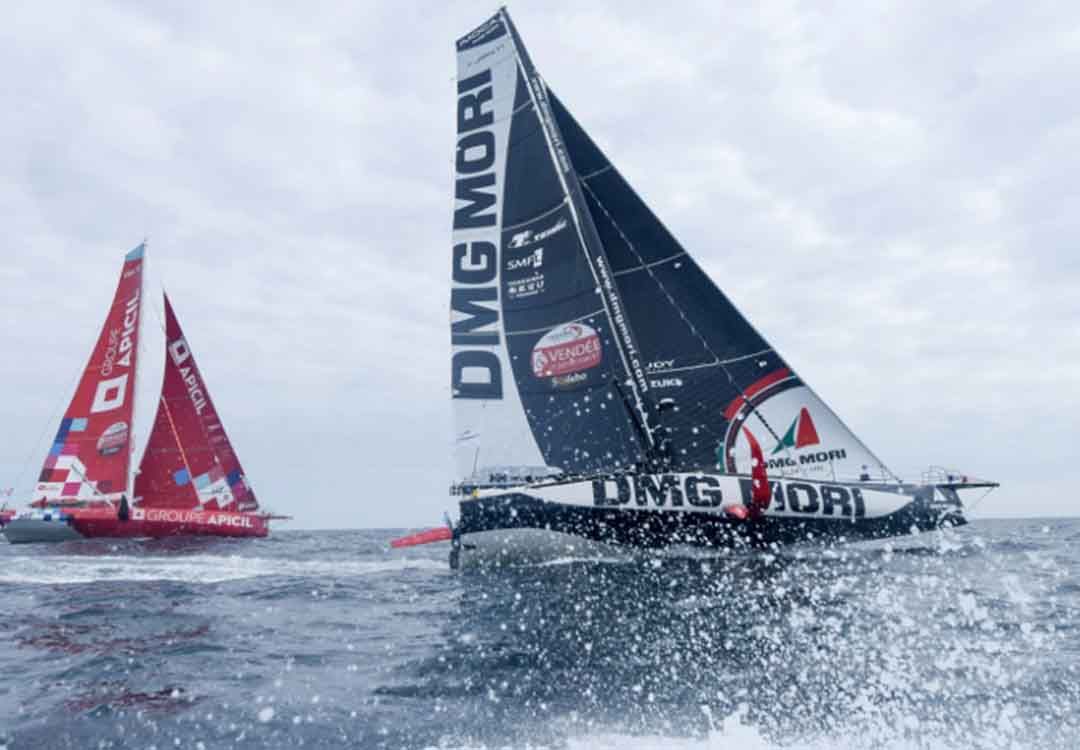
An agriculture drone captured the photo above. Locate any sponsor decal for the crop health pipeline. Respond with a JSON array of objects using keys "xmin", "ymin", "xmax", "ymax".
[
  {"xmin": 451, "ymin": 67, "xmax": 503, "ymax": 401},
  {"xmin": 646, "ymin": 360, "xmax": 675, "ymax": 372},
  {"xmin": 531, "ymin": 323, "xmax": 602, "ymax": 379},
  {"xmin": 649, "ymin": 377, "xmax": 683, "ymax": 389},
  {"xmin": 507, "ymin": 247, "xmax": 544, "ymax": 271},
  {"xmin": 592, "ymin": 473, "xmax": 868, "ymax": 519},
  {"xmin": 773, "ymin": 407, "xmax": 820, "ymax": 454},
  {"xmin": 766, "ymin": 448, "xmax": 848, "ymax": 471},
  {"xmin": 507, "ymin": 272, "xmax": 545, "ymax": 300},
  {"xmin": 137, "ymin": 507, "xmax": 256, "ymax": 528},
  {"xmin": 99, "ymin": 290, "xmax": 140, "ymax": 377},
  {"xmin": 508, "ymin": 218, "xmax": 567, "ymax": 249},
  {"xmin": 170, "ymin": 337, "xmax": 209, "ymax": 414},
  {"xmin": 96, "ymin": 421, "xmax": 129, "ymax": 456},
  {"xmin": 551, "ymin": 371, "xmax": 588, "ymax": 388}
]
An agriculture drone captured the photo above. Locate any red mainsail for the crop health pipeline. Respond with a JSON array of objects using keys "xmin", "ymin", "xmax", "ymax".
[
  {"xmin": 34, "ymin": 245, "xmax": 144, "ymax": 504},
  {"xmin": 134, "ymin": 293, "xmax": 258, "ymax": 512}
]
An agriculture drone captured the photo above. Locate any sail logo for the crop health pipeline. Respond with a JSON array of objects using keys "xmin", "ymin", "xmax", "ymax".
[
  {"xmin": 507, "ymin": 248, "xmax": 543, "ymax": 271},
  {"xmin": 532, "ymin": 323, "xmax": 602, "ymax": 379},
  {"xmin": 170, "ymin": 338, "xmax": 209, "ymax": 415},
  {"xmin": 508, "ymin": 217, "xmax": 567, "ymax": 249},
  {"xmin": 772, "ymin": 407, "xmax": 820, "ymax": 455},
  {"xmin": 99, "ymin": 290, "xmax": 140, "ymax": 378},
  {"xmin": 649, "ymin": 377, "xmax": 683, "ymax": 389},
  {"xmin": 451, "ymin": 66, "xmax": 503, "ymax": 401},
  {"xmin": 507, "ymin": 272, "xmax": 545, "ymax": 300}
]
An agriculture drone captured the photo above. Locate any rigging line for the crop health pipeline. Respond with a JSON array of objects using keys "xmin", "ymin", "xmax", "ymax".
[
  {"xmin": 579, "ymin": 164, "xmax": 613, "ymax": 181},
  {"xmin": 612, "ymin": 252, "xmax": 687, "ymax": 277},
  {"xmin": 579, "ymin": 178, "xmax": 790, "ymax": 455}
]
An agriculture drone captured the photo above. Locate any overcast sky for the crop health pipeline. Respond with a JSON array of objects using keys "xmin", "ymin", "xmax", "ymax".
[{"xmin": 1, "ymin": 1, "xmax": 1077, "ymax": 528}]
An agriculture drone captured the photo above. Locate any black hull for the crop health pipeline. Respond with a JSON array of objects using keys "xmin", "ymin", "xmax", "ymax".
[{"xmin": 458, "ymin": 492, "xmax": 964, "ymax": 556}]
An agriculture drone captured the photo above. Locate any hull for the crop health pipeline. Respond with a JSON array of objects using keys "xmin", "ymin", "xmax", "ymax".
[
  {"xmin": 3, "ymin": 507, "xmax": 270, "ymax": 544},
  {"xmin": 455, "ymin": 472, "xmax": 966, "ymax": 567},
  {"xmin": 3, "ymin": 517, "xmax": 84, "ymax": 544}
]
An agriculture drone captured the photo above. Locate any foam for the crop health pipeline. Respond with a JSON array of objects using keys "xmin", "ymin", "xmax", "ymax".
[{"xmin": 0, "ymin": 554, "xmax": 445, "ymax": 585}]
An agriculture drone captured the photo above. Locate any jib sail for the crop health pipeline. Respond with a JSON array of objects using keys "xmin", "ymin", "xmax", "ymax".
[
  {"xmin": 33, "ymin": 245, "xmax": 144, "ymax": 504},
  {"xmin": 134, "ymin": 294, "xmax": 257, "ymax": 511},
  {"xmin": 452, "ymin": 11, "xmax": 653, "ymax": 482}
]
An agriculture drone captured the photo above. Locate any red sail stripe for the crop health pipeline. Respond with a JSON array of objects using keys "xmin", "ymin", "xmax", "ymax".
[{"xmin": 722, "ymin": 367, "xmax": 793, "ymax": 421}]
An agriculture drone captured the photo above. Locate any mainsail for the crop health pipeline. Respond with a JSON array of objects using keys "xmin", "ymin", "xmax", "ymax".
[
  {"xmin": 134, "ymin": 294, "xmax": 257, "ymax": 511},
  {"xmin": 34, "ymin": 245, "xmax": 144, "ymax": 503},
  {"xmin": 452, "ymin": 10, "xmax": 893, "ymax": 485}
]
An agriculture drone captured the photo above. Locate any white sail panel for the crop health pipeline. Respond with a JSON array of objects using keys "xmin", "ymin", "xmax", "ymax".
[{"xmin": 452, "ymin": 16, "xmax": 546, "ymax": 480}]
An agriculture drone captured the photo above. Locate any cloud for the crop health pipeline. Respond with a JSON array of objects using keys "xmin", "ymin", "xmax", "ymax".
[{"xmin": 0, "ymin": 0, "xmax": 1075, "ymax": 525}]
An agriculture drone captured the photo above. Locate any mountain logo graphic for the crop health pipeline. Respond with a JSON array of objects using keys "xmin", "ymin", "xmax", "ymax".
[{"xmin": 772, "ymin": 407, "xmax": 820, "ymax": 455}]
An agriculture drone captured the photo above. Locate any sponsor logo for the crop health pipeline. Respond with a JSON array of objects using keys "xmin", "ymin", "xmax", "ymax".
[
  {"xmin": 646, "ymin": 360, "xmax": 675, "ymax": 372},
  {"xmin": 773, "ymin": 407, "xmax": 820, "ymax": 454},
  {"xmin": 169, "ymin": 337, "xmax": 209, "ymax": 415},
  {"xmin": 552, "ymin": 371, "xmax": 588, "ymax": 388},
  {"xmin": 96, "ymin": 421, "xmax": 128, "ymax": 455},
  {"xmin": 451, "ymin": 67, "xmax": 503, "ymax": 401},
  {"xmin": 135, "ymin": 508, "xmax": 256, "ymax": 528},
  {"xmin": 649, "ymin": 377, "xmax": 683, "ymax": 389},
  {"xmin": 532, "ymin": 323, "xmax": 602, "ymax": 378},
  {"xmin": 593, "ymin": 474, "xmax": 724, "ymax": 508},
  {"xmin": 507, "ymin": 272, "xmax": 545, "ymax": 300},
  {"xmin": 507, "ymin": 247, "xmax": 544, "ymax": 271},
  {"xmin": 508, "ymin": 218, "xmax": 567, "ymax": 249},
  {"xmin": 99, "ymin": 290, "xmax": 140, "ymax": 377},
  {"xmin": 766, "ymin": 448, "xmax": 848, "ymax": 470}
]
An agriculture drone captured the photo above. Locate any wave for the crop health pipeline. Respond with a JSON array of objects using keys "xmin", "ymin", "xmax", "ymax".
[{"xmin": 0, "ymin": 554, "xmax": 446, "ymax": 585}]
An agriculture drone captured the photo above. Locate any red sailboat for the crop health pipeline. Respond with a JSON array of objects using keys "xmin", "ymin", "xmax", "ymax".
[{"xmin": 3, "ymin": 245, "xmax": 285, "ymax": 543}]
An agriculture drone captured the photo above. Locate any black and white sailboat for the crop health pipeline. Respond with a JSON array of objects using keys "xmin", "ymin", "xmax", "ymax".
[{"xmin": 435, "ymin": 9, "xmax": 996, "ymax": 567}]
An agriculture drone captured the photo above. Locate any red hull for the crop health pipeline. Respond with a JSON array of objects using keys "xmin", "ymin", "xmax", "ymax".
[{"xmin": 65, "ymin": 507, "xmax": 269, "ymax": 539}]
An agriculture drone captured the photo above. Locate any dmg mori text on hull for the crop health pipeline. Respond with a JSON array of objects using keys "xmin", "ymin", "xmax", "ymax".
[{"xmin": 452, "ymin": 472, "xmax": 968, "ymax": 568}]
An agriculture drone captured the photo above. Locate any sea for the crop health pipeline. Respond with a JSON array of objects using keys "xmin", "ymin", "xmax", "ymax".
[{"xmin": 1, "ymin": 519, "xmax": 1078, "ymax": 750}]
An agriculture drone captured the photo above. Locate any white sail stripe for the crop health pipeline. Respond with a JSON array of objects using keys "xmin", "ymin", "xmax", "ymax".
[
  {"xmin": 649, "ymin": 350, "xmax": 775, "ymax": 375},
  {"xmin": 579, "ymin": 164, "xmax": 613, "ymax": 181},
  {"xmin": 612, "ymin": 251, "xmax": 688, "ymax": 277},
  {"xmin": 501, "ymin": 197, "xmax": 569, "ymax": 233},
  {"xmin": 505, "ymin": 309, "xmax": 605, "ymax": 337}
]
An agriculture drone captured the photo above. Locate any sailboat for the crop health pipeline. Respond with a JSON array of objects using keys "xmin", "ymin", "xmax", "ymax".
[
  {"xmin": 413, "ymin": 9, "xmax": 998, "ymax": 566},
  {"xmin": 3, "ymin": 245, "xmax": 284, "ymax": 543}
]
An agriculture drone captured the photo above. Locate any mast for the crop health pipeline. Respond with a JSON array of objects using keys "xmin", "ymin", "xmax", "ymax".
[{"xmin": 127, "ymin": 240, "xmax": 147, "ymax": 499}]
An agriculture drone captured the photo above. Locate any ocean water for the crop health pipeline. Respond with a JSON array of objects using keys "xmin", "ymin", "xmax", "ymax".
[{"xmin": 1, "ymin": 520, "xmax": 1078, "ymax": 749}]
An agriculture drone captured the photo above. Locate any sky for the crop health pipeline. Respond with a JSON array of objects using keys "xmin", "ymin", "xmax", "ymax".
[{"xmin": 1, "ymin": 1, "xmax": 1077, "ymax": 528}]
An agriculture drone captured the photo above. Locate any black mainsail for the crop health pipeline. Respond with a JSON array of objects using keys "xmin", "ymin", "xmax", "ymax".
[{"xmin": 451, "ymin": 9, "xmax": 891, "ymax": 486}]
